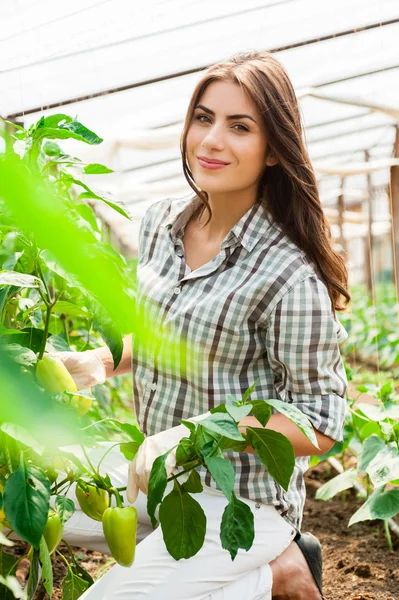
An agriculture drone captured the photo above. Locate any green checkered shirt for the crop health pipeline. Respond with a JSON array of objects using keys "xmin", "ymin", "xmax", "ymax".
[{"xmin": 132, "ymin": 193, "xmax": 348, "ymax": 530}]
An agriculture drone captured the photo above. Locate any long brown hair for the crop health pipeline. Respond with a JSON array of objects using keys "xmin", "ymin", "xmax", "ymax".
[{"xmin": 180, "ymin": 50, "xmax": 350, "ymax": 312}]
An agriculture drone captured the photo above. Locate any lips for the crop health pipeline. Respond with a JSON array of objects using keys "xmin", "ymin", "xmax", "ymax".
[{"xmin": 197, "ymin": 156, "xmax": 230, "ymax": 165}]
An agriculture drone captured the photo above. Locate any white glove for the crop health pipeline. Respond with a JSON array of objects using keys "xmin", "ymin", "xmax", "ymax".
[
  {"xmin": 127, "ymin": 412, "xmax": 211, "ymax": 503},
  {"xmin": 48, "ymin": 350, "xmax": 107, "ymax": 390}
]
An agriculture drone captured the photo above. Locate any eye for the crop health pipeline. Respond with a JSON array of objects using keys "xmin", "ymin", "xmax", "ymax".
[
  {"xmin": 194, "ymin": 114, "xmax": 249, "ymax": 132},
  {"xmin": 233, "ymin": 123, "xmax": 249, "ymax": 132}
]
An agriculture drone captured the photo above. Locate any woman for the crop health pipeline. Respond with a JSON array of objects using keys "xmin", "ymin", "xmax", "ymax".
[{"xmin": 60, "ymin": 50, "xmax": 350, "ymax": 599}]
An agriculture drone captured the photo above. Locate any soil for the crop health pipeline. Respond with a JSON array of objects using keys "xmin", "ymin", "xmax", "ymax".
[{"xmin": 4, "ymin": 462, "xmax": 399, "ymax": 600}]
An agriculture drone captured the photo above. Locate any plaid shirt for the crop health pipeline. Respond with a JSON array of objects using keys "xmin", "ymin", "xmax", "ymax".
[{"xmin": 132, "ymin": 192, "xmax": 348, "ymax": 530}]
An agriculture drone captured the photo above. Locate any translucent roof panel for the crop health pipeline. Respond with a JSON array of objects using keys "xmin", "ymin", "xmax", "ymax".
[{"xmin": 2, "ymin": 0, "xmax": 398, "ymax": 252}]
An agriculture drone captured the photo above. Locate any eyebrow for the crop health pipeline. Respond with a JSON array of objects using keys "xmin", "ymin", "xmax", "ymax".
[{"xmin": 194, "ymin": 104, "xmax": 257, "ymax": 124}]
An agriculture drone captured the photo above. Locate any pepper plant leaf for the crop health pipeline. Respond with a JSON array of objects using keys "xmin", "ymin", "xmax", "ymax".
[
  {"xmin": 4, "ymin": 457, "xmax": 50, "ymax": 548},
  {"xmin": 246, "ymin": 427, "xmax": 295, "ymax": 491},
  {"xmin": 220, "ymin": 492, "xmax": 254, "ymax": 561},
  {"xmin": 159, "ymin": 481, "xmax": 206, "ymax": 560}
]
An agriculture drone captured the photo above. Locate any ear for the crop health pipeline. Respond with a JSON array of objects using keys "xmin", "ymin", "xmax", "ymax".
[{"xmin": 266, "ymin": 154, "xmax": 278, "ymax": 167}]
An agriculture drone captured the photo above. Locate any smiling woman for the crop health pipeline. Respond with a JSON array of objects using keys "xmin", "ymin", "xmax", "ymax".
[{"xmin": 62, "ymin": 49, "xmax": 349, "ymax": 600}]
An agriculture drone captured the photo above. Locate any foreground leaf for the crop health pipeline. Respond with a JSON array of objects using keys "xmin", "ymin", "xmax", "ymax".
[
  {"xmin": 246, "ymin": 427, "xmax": 295, "ymax": 491},
  {"xmin": 147, "ymin": 452, "xmax": 169, "ymax": 528},
  {"xmin": 203, "ymin": 456, "xmax": 235, "ymax": 501},
  {"xmin": 261, "ymin": 399, "xmax": 319, "ymax": 449},
  {"xmin": 4, "ymin": 457, "xmax": 50, "ymax": 548},
  {"xmin": 39, "ymin": 537, "xmax": 53, "ymax": 598},
  {"xmin": 159, "ymin": 482, "xmax": 206, "ymax": 560},
  {"xmin": 61, "ymin": 569, "xmax": 89, "ymax": 600},
  {"xmin": 220, "ymin": 493, "xmax": 254, "ymax": 560},
  {"xmin": 55, "ymin": 496, "xmax": 75, "ymax": 525}
]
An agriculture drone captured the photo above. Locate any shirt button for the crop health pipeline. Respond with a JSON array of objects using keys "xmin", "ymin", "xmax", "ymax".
[
  {"xmin": 150, "ymin": 382, "xmax": 157, "ymax": 391},
  {"xmin": 173, "ymin": 286, "xmax": 181, "ymax": 295}
]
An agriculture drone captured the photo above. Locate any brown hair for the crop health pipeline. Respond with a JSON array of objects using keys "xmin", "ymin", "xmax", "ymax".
[{"xmin": 180, "ymin": 50, "xmax": 350, "ymax": 312}]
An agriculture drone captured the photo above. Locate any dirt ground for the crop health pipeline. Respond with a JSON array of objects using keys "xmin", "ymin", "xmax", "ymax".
[{"xmin": 5, "ymin": 461, "xmax": 399, "ymax": 600}]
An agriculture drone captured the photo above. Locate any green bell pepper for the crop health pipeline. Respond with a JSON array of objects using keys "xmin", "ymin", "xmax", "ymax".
[
  {"xmin": 76, "ymin": 483, "xmax": 109, "ymax": 522},
  {"xmin": 43, "ymin": 511, "xmax": 64, "ymax": 554},
  {"xmin": 102, "ymin": 507, "xmax": 137, "ymax": 567},
  {"xmin": 36, "ymin": 355, "xmax": 77, "ymax": 394}
]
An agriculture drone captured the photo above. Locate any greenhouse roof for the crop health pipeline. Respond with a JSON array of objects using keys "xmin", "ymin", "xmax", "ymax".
[{"xmin": 2, "ymin": 0, "xmax": 398, "ymax": 251}]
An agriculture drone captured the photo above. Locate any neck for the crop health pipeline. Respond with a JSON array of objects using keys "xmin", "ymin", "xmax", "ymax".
[{"xmin": 195, "ymin": 190, "xmax": 258, "ymax": 243}]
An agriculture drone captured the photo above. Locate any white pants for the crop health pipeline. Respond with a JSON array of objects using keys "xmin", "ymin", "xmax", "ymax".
[{"xmin": 58, "ymin": 444, "xmax": 298, "ymax": 599}]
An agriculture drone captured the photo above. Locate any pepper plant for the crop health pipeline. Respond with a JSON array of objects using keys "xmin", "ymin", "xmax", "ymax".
[{"xmin": 315, "ymin": 378, "xmax": 399, "ymax": 549}]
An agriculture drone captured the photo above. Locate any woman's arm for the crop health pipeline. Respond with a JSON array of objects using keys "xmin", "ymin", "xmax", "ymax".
[
  {"xmin": 93, "ymin": 334, "xmax": 133, "ymax": 378},
  {"xmin": 238, "ymin": 414, "xmax": 335, "ymax": 457}
]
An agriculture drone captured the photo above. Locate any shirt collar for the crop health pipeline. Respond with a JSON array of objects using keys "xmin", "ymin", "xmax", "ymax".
[{"xmin": 161, "ymin": 193, "xmax": 276, "ymax": 252}]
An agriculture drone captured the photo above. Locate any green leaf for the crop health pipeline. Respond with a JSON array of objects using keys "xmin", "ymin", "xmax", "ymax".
[
  {"xmin": 203, "ymin": 456, "xmax": 235, "ymax": 501},
  {"xmin": 26, "ymin": 548, "xmax": 40, "ymax": 600},
  {"xmin": 315, "ymin": 469, "xmax": 357, "ymax": 501},
  {"xmin": 369, "ymin": 488, "xmax": 399, "ymax": 520},
  {"xmin": 52, "ymin": 301, "xmax": 91, "ymax": 319},
  {"xmin": 109, "ymin": 421, "xmax": 145, "ymax": 446},
  {"xmin": 358, "ymin": 435, "xmax": 385, "ymax": 472},
  {"xmin": 175, "ymin": 438, "xmax": 196, "ymax": 466},
  {"xmin": 0, "ymin": 271, "xmax": 41, "ymax": 289},
  {"xmin": 39, "ymin": 537, "xmax": 53, "ymax": 598},
  {"xmin": 55, "ymin": 496, "xmax": 75, "ymax": 525},
  {"xmin": 357, "ymin": 402, "xmax": 399, "ymax": 421},
  {"xmin": 180, "ymin": 420, "xmax": 196, "ymax": 434},
  {"xmin": 199, "ymin": 413, "xmax": 245, "ymax": 442},
  {"xmin": 242, "ymin": 379, "xmax": 259, "ymax": 403},
  {"xmin": 4, "ymin": 457, "xmax": 50, "ymax": 548},
  {"xmin": 4, "ymin": 345, "xmax": 37, "ymax": 367},
  {"xmin": 147, "ymin": 452, "xmax": 170, "ymax": 528},
  {"xmin": 348, "ymin": 486, "xmax": 385, "ymax": 526},
  {"xmin": 41, "ymin": 114, "xmax": 73, "ymax": 128},
  {"xmin": 260, "ymin": 398, "xmax": 319, "ymax": 449},
  {"xmin": 367, "ymin": 445, "xmax": 399, "ymax": 487},
  {"xmin": 0, "ymin": 530, "xmax": 13, "ymax": 548},
  {"xmin": 246, "ymin": 428, "xmax": 295, "ymax": 491},
  {"xmin": 42, "ymin": 140, "xmax": 62, "ymax": 157},
  {"xmin": 159, "ymin": 481, "xmax": 206, "ymax": 560},
  {"xmin": 225, "ymin": 404, "xmax": 252, "ymax": 422},
  {"xmin": 61, "ymin": 569, "xmax": 89, "ymax": 600},
  {"xmin": 0, "ymin": 547, "xmax": 16, "ymax": 579},
  {"xmin": 181, "ymin": 470, "xmax": 203, "ymax": 494},
  {"xmin": 91, "ymin": 305, "xmax": 124, "ymax": 370},
  {"xmin": 0, "ymin": 575, "xmax": 26, "ymax": 599},
  {"xmin": 70, "ymin": 562, "xmax": 94, "ymax": 587},
  {"xmin": 78, "ymin": 192, "xmax": 131, "ymax": 220},
  {"xmin": 220, "ymin": 492, "xmax": 254, "ymax": 561},
  {"xmin": 75, "ymin": 204, "xmax": 100, "ymax": 233},
  {"xmin": 0, "ymin": 424, "xmax": 43, "ymax": 456},
  {"xmin": 83, "ymin": 163, "xmax": 114, "ymax": 174},
  {"xmin": 249, "ymin": 400, "xmax": 272, "ymax": 427},
  {"xmin": 119, "ymin": 442, "xmax": 138, "ymax": 461}
]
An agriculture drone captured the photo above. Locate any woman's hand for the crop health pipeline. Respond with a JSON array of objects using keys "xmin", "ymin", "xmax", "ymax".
[
  {"xmin": 127, "ymin": 412, "xmax": 211, "ymax": 503},
  {"xmin": 48, "ymin": 350, "xmax": 106, "ymax": 390}
]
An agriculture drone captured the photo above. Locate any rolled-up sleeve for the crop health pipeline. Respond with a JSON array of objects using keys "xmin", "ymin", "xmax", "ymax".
[{"xmin": 265, "ymin": 274, "xmax": 348, "ymax": 442}]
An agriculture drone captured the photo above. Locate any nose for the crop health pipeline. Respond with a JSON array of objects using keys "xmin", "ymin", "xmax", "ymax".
[{"xmin": 201, "ymin": 123, "xmax": 225, "ymax": 149}]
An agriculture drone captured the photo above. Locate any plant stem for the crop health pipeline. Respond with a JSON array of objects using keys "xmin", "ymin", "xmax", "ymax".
[
  {"xmin": 80, "ymin": 444, "xmax": 98, "ymax": 477},
  {"xmin": 38, "ymin": 304, "xmax": 52, "ymax": 360},
  {"xmin": 167, "ymin": 461, "xmax": 200, "ymax": 483},
  {"xmin": 50, "ymin": 476, "xmax": 70, "ymax": 495},
  {"xmin": 384, "ymin": 519, "xmax": 393, "ymax": 550},
  {"xmin": 97, "ymin": 443, "xmax": 121, "ymax": 475}
]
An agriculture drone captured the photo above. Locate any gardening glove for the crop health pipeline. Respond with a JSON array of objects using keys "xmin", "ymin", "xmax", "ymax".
[
  {"xmin": 127, "ymin": 411, "xmax": 211, "ymax": 503},
  {"xmin": 48, "ymin": 350, "xmax": 107, "ymax": 390}
]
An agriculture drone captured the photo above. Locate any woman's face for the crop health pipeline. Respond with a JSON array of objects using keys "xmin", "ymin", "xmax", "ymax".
[{"xmin": 186, "ymin": 80, "xmax": 276, "ymax": 197}]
